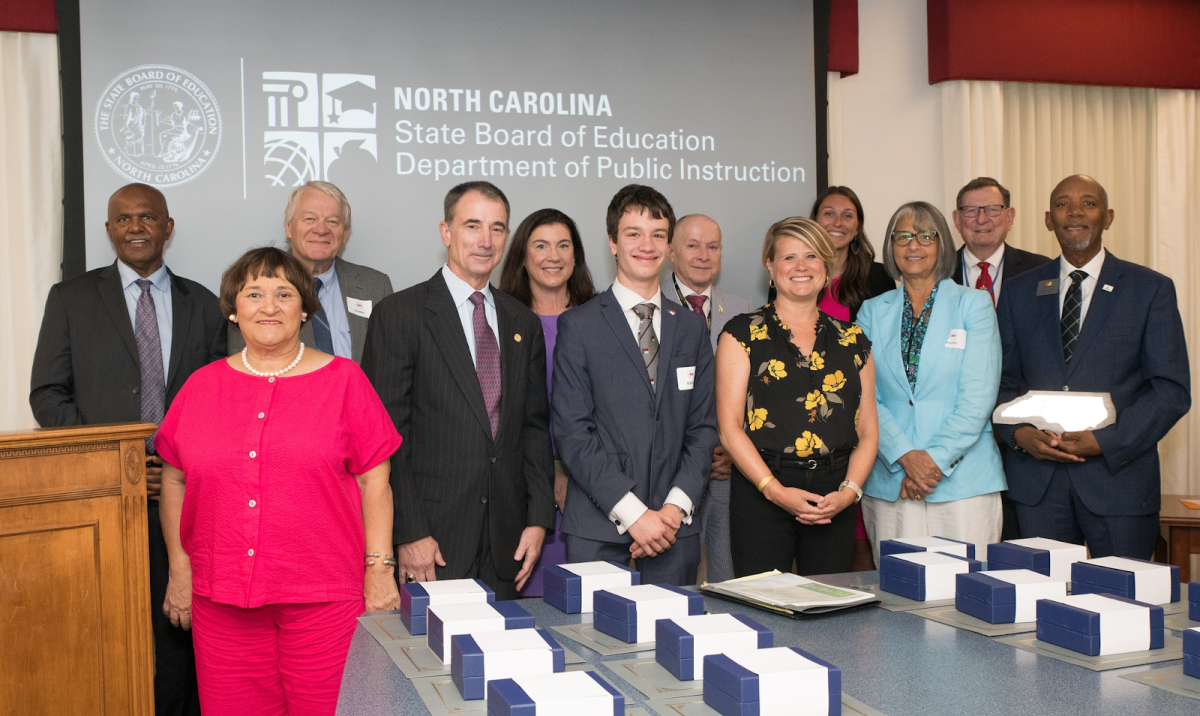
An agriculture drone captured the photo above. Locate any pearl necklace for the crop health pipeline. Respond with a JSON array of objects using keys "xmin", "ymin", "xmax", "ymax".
[{"xmin": 242, "ymin": 342, "xmax": 305, "ymax": 378}]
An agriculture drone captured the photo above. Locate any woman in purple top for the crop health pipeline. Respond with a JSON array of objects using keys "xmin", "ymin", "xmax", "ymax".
[{"xmin": 499, "ymin": 208, "xmax": 597, "ymax": 596}]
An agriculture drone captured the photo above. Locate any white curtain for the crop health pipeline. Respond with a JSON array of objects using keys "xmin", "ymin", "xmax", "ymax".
[
  {"xmin": 940, "ymin": 78, "xmax": 1198, "ymax": 497},
  {"xmin": 1153, "ymin": 90, "xmax": 1200, "ymax": 497},
  {"xmin": 0, "ymin": 31, "xmax": 62, "ymax": 431}
]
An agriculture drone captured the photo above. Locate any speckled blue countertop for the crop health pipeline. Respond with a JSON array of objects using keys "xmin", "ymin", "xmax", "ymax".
[{"xmin": 335, "ymin": 571, "xmax": 1196, "ymax": 715}]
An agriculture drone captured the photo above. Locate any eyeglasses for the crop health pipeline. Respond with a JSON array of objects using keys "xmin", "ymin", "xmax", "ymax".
[
  {"xmin": 958, "ymin": 204, "xmax": 1006, "ymax": 218},
  {"xmin": 891, "ymin": 230, "xmax": 938, "ymax": 246}
]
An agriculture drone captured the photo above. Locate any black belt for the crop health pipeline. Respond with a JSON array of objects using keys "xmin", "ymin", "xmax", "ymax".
[{"xmin": 758, "ymin": 448, "xmax": 852, "ymax": 472}]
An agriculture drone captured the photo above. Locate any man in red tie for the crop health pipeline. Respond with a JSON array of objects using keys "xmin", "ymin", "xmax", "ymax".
[
  {"xmin": 662, "ymin": 214, "xmax": 753, "ymax": 583},
  {"xmin": 951, "ymin": 177, "xmax": 1050, "ymax": 306}
]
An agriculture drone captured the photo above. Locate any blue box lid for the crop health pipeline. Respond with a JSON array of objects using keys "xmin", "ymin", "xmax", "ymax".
[
  {"xmin": 704, "ymin": 646, "xmax": 841, "ymax": 703},
  {"xmin": 1071, "ymin": 559, "xmax": 1180, "ymax": 604}
]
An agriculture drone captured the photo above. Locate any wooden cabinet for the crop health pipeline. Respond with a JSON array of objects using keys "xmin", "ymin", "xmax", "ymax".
[{"xmin": 0, "ymin": 423, "xmax": 155, "ymax": 716}]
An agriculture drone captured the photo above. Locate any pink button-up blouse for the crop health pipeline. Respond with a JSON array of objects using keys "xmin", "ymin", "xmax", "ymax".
[{"xmin": 156, "ymin": 357, "xmax": 401, "ymax": 608}]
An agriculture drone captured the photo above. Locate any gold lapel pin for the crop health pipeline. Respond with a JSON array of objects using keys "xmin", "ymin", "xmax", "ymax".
[
  {"xmin": 514, "ymin": 333, "xmax": 522, "ymax": 342},
  {"xmin": 718, "ymin": 304, "xmax": 724, "ymax": 313}
]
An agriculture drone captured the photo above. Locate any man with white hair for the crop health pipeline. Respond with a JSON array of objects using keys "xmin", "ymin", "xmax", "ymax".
[{"xmin": 229, "ymin": 180, "xmax": 393, "ymax": 361}]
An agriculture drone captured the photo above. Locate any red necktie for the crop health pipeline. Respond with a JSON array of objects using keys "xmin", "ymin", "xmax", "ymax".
[
  {"xmin": 685, "ymin": 294, "xmax": 707, "ymax": 317},
  {"xmin": 468, "ymin": 292, "xmax": 501, "ymax": 439},
  {"xmin": 975, "ymin": 261, "xmax": 995, "ymax": 306}
]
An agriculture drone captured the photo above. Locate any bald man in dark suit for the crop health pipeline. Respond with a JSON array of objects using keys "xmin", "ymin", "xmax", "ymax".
[{"xmin": 31, "ymin": 183, "xmax": 225, "ymax": 716}]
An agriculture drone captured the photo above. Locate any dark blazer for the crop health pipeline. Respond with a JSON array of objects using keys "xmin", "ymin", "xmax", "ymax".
[
  {"xmin": 994, "ymin": 253, "xmax": 1190, "ymax": 517},
  {"xmin": 849, "ymin": 262, "xmax": 897, "ymax": 324},
  {"xmin": 361, "ymin": 270, "xmax": 555, "ymax": 582},
  {"xmin": 30, "ymin": 262, "xmax": 227, "ymax": 427},
  {"xmin": 228, "ymin": 256, "xmax": 393, "ymax": 362},
  {"xmin": 952, "ymin": 244, "xmax": 1052, "ymax": 295},
  {"xmin": 552, "ymin": 289, "xmax": 718, "ymax": 544}
]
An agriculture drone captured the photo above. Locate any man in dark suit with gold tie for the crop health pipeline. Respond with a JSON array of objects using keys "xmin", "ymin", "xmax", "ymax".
[
  {"xmin": 362, "ymin": 181, "xmax": 555, "ymax": 599},
  {"xmin": 30, "ymin": 183, "xmax": 226, "ymax": 716}
]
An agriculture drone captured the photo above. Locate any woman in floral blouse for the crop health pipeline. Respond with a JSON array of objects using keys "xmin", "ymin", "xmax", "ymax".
[
  {"xmin": 855, "ymin": 202, "xmax": 1005, "ymax": 565},
  {"xmin": 715, "ymin": 217, "xmax": 879, "ymax": 577}
]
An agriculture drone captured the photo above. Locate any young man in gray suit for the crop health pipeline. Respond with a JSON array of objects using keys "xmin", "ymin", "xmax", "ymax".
[
  {"xmin": 554, "ymin": 185, "xmax": 718, "ymax": 586},
  {"xmin": 362, "ymin": 181, "xmax": 555, "ymax": 600},
  {"xmin": 31, "ymin": 183, "xmax": 225, "ymax": 716},
  {"xmin": 662, "ymin": 214, "xmax": 753, "ymax": 583},
  {"xmin": 229, "ymin": 181, "xmax": 393, "ymax": 362}
]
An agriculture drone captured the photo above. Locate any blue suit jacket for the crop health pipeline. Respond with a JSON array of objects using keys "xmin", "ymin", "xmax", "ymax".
[
  {"xmin": 857, "ymin": 279, "xmax": 1005, "ymax": 502},
  {"xmin": 552, "ymin": 287, "xmax": 718, "ymax": 544},
  {"xmin": 994, "ymin": 253, "xmax": 1190, "ymax": 516}
]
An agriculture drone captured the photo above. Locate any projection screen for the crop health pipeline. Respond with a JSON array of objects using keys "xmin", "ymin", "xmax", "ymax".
[{"xmin": 73, "ymin": 0, "xmax": 820, "ymax": 303}]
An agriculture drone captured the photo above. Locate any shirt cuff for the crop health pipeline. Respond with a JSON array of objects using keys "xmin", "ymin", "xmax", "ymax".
[
  {"xmin": 608, "ymin": 492, "xmax": 648, "ymax": 536},
  {"xmin": 665, "ymin": 487, "xmax": 694, "ymax": 525}
]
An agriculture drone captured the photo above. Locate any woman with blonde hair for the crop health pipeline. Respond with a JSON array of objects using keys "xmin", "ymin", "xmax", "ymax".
[{"xmin": 715, "ymin": 217, "xmax": 878, "ymax": 576}]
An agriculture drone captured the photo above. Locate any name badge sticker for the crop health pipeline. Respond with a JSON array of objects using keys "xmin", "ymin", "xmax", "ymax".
[
  {"xmin": 677, "ymin": 366, "xmax": 696, "ymax": 390},
  {"xmin": 1036, "ymin": 278, "xmax": 1060, "ymax": 296},
  {"xmin": 347, "ymin": 297, "xmax": 372, "ymax": 318},
  {"xmin": 945, "ymin": 329, "xmax": 967, "ymax": 349}
]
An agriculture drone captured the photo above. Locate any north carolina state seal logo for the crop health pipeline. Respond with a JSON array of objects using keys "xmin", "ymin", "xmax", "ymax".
[{"xmin": 95, "ymin": 64, "xmax": 222, "ymax": 186}]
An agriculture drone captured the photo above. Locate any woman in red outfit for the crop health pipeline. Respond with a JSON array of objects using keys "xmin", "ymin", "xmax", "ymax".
[{"xmin": 156, "ymin": 247, "xmax": 401, "ymax": 716}]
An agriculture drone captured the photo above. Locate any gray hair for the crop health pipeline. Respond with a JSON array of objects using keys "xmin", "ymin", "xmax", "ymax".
[
  {"xmin": 881, "ymin": 201, "xmax": 956, "ymax": 283},
  {"xmin": 283, "ymin": 181, "xmax": 352, "ymax": 233}
]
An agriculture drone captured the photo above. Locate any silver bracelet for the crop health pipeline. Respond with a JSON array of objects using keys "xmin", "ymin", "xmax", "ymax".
[
  {"xmin": 838, "ymin": 480, "xmax": 863, "ymax": 503},
  {"xmin": 365, "ymin": 552, "xmax": 398, "ymax": 568}
]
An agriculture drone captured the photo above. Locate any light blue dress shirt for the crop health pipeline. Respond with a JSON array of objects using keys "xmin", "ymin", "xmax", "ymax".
[
  {"xmin": 315, "ymin": 262, "xmax": 353, "ymax": 359},
  {"xmin": 441, "ymin": 264, "xmax": 499, "ymax": 366},
  {"xmin": 117, "ymin": 260, "xmax": 173, "ymax": 381}
]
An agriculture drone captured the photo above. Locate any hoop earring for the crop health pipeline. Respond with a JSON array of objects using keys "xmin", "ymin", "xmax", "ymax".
[
  {"xmin": 769, "ymin": 279, "xmax": 775, "ymax": 288},
  {"xmin": 850, "ymin": 237, "xmax": 860, "ymax": 255}
]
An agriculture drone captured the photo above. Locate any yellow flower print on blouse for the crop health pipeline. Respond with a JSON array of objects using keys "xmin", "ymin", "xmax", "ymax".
[
  {"xmin": 767, "ymin": 359, "xmax": 787, "ymax": 379},
  {"xmin": 747, "ymin": 407, "xmax": 768, "ymax": 431},
  {"xmin": 854, "ymin": 408, "xmax": 860, "ymax": 426},
  {"xmin": 837, "ymin": 324, "xmax": 862, "ymax": 347},
  {"xmin": 750, "ymin": 323, "xmax": 768, "ymax": 341},
  {"xmin": 794, "ymin": 431, "xmax": 824, "ymax": 457},
  {"xmin": 805, "ymin": 390, "xmax": 825, "ymax": 410},
  {"xmin": 808, "ymin": 352, "xmax": 825, "ymax": 370},
  {"xmin": 822, "ymin": 370, "xmax": 846, "ymax": 393}
]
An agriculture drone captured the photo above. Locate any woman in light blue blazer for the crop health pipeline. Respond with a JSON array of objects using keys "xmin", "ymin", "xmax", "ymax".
[{"xmin": 856, "ymin": 201, "xmax": 1004, "ymax": 563}]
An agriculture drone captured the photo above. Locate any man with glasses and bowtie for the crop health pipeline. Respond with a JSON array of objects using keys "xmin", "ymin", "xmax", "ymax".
[
  {"xmin": 661, "ymin": 214, "xmax": 752, "ymax": 583},
  {"xmin": 228, "ymin": 180, "xmax": 393, "ymax": 362},
  {"xmin": 994, "ymin": 174, "xmax": 1190, "ymax": 559},
  {"xmin": 951, "ymin": 177, "xmax": 1050, "ymax": 307},
  {"xmin": 553, "ymin": 185, "xmax": 717, "ymax": 586},
  {"xmin": 30, "ymin": 183, "xmax": 226, "ymax": 716}
]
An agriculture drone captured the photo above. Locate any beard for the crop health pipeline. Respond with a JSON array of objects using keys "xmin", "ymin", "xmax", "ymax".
[{"xmin": 1058, "ymin": 233, "xmax": 1094, "ymax": 253}]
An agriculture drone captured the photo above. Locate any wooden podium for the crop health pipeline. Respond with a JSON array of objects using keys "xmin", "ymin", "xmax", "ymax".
[{"xmin": 0, "ymin": 423, "xmax": 156, "ymax": 716}]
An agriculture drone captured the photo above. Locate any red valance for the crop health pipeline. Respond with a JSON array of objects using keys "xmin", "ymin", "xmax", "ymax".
[
  {"xmin": 829, "ymin": 0, "xmax": 859, "ymax": 77},
  {"xmin": 928, "ymin": 0, "xmax": 1200, "ymax": 90},
  {"xmin": 1, "ymin": 0, "xmax": 57, "ymax": 33}
]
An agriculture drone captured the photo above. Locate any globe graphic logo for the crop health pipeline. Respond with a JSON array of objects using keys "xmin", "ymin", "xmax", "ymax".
[{"xmin": 264, "ymin": 137, "xmax": 319, "ymax": 186}]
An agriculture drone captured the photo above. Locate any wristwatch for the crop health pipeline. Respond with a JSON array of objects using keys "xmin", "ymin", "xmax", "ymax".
[{"xmin": 838, "ymin": 480, "xmax": 863, "ymax": 503}]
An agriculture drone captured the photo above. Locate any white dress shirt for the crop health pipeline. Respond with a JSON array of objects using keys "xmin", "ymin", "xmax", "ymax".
[
  {"xmin": 963, "ymin": 244, "xmax": 1006, "ymax": 305},
  {"xmin": 442, "ymin": 264, "xmax": 499, "ymax": 366},
  {"xmin": 1057, "ymin": 248, "xmax": 1106, "ymax": 326},
  {"xmin": 606, "ymin": 278, "xmax": 693, "ymax": 534},
  {"xmin": 314, "ymin": 261, "xmax": 353, "ymax": 359},
  {"xmin": 117, "ymin": 260, "xmax": 172, "ymax": 379}
]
